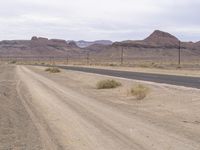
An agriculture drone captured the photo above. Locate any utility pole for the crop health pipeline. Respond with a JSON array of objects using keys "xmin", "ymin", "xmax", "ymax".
[
  {"xmin": 178, "ymin": 41, "xmax": 181, "ymax": 66},
  {"xmin": 120, "ymin": 47, "xmax": 124, "ymax": 65},
  {"xmin": 66, "ymin": 55, "xmax": 69, "ymax": 65},
  {"xmin": 87, "ymin": 52, "xmax": 90, "ymax": 65},
  {"xmin": 49, "ymin": 57, "xmax": 51, "ymax": 65},
  {"xmin": 52, "ymin": 56, "xmax": 55, "ymax": 67}
]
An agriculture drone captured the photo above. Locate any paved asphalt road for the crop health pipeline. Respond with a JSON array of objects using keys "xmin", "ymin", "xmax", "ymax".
[{"xmin": 55, "ymin": 66, "xmax": 200, "ymax": 89}]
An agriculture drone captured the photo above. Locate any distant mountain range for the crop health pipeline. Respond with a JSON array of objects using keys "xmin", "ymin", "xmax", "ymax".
[
  {"xmin": 75, "ymin": 40, "xmax": 113, "ymax": 48},
  {"xmin": 0, "ymin": 30, "xmax": 199, "ymax": 63},
  {"xmin": 84, "ymin": 30, "xmax": 200, "ymax": 63}
]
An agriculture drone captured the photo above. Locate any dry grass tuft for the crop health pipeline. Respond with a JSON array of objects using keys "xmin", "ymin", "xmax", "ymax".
[
  {"xmin": 96, "ymin": 79, "xmax": 121, "ymax": 89},
  {"xmin": 45, "ymin": 67, "xmax": 61, "ymax": 73},
  {"xmin": 130, "ymin": 84, "xmax": 149, "ymax": 100},
  {"xmin": 10, "ymin": 60, "xmax": 17, "ymax": 64}
]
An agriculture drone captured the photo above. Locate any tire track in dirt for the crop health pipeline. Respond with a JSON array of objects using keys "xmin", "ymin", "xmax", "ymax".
[
  {"xmin": 16, "ymin": 80, "xmax": 62, "ymax": 150},
  {"xmin": 16, "ymin": 65, "xmax": 200, "ymax": 150},
  {"xmin": 0, "ymin": 65, "xmax": 42, "ymax": 150}
]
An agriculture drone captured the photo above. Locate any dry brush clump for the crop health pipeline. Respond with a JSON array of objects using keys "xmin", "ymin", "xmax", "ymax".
[
  {"xmin": 130, "ymin": 84, "xmax": 149, "ymax": 100},
  {"xmin": 45, "ymin": 67, "xmax": 61, "ymax": 73},
  {"xmin": 96, "ymin": 79, "xmax": 121, "ymax": 89},
  {"xmin": 9, "ymin": 60, "xmax": 17, "ymax": 64}
]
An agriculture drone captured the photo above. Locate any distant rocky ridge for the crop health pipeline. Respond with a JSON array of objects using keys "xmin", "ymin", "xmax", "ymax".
[
  {"xmin": 0, "ymin": 36, "xmax": 82, "ymax": 56},
  {"xmin": 75, "ymin": 40, "xmax": 113, "ymax": 48},
  {"xmin": 83, "ymin": 30, "xmax": 200, "ymax": 63},
  {"xmin": 112, "ymin": 30, "xmax": 200, "ymax": 50},
  {"xmin": 113, "ymin": 30, "xmax": 178, "ymax": 48},
  {"xmin": 0, "ymin": 31, "xmax": 199, "ymax": 61}
]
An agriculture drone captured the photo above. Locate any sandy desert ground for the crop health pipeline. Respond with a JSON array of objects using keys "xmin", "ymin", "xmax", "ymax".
[{"xmin": 0, "ymin": 65, "xmax": 200, "ymax": 150}]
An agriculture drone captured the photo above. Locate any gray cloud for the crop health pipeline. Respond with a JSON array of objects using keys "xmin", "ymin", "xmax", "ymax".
[{"xmin": 0, "ymin": 0, "xmax": 199, "ymax": 41}]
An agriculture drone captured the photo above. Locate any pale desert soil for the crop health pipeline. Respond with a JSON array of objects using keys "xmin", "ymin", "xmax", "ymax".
[
  {"xmin": 1, "ymin": 64, "xmax": 200, "ymax": 150},
  {"xmin": 0, "ymin": 65, "xmax": 42, "ymax": 150}
]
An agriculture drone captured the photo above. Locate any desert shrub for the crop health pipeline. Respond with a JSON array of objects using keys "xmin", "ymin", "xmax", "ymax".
[
  {"xmin": 154, "ymin": 64, "xmax": 165, "ymax": 69},
  {"xmin": 109, "ymin": 64, "xmax": 117, "ymax": 66},
  {"xmin": 139, "ymin": 63, "xmax": 152, "ymax": 68},
  {"xmin": 96, "ymin": 79, "xmax": 121, "ymax": 89},
  {"xmin": 130, "ymin": 84, "xmax": 149, "ymax": 100},
  {"xmin": 45, "ymin": 68, "xmax": 51, "ymax": 71},
  {"xmin": 45, "ymin": 67, "xmax": 61, "ymax": 73},
  {"xmin": 10, "ymin": 60, "xmax": 17, "ymax": 64},
  {"xmin": 176, "ymin": 65, "xmax": 182, "ymax": 69}
]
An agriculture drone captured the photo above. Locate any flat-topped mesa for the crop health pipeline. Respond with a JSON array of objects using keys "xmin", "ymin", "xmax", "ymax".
[
  {"xmin": 30, "ymin": 36, "xmax": 49, "ymax": 47},
  {"xmin": 30, "ymin": 36, "xmax": 71, "ymax": 47},
  {"xmin": 49, "ymin": 39, "xmax": 68, "ymax": 47},
  {"xmin": 38, "ymin": 37, "xmax": 48, "ymax": 41},
  {"xmin": 31, "ymin": 36, "xmax": 48, "ymax": 41},
  {"xmin": 50, "ymin": 39, "xmax": 66, "ymax": 43}
]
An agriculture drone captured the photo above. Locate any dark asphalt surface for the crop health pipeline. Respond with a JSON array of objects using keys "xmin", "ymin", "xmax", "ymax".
[{"xmin": 56, "ymin": 65, "xmax": 200, "ymax": 89}]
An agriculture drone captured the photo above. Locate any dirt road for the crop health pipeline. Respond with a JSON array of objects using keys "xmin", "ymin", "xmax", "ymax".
[
  {"xmin": 0, "ymin": 65, "xmax": 42, "ymax": 149},
  {"xmin": 1, "ymin": 65, "xmax": 200, "ymax": 150}
]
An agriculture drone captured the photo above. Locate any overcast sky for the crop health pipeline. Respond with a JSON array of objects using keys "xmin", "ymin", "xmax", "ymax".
[{"xmin": 0, "ymin": 0, "xmax": 199, "ymax": 41}]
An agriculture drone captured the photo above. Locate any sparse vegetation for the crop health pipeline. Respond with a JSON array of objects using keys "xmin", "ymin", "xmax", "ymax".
[
  {"xmin": 45, "ymin": 67, "xmax": 61, "ymax": 73},
  {"xmin": 138, "ymin": 62, "xmax": 164, "ymax": 69},
  {"xmin": 176, "ymin": 65, "xmax": 182, "ymax": 69},
  {"xmin": 130, "ymin": 84, "xmax": 149, "ymax": 100},
  {"xmin": 10, "ymin": 60, "xmax": 17, "ymax": 64},
  {"xmin": 139, "ymin": 63, "xmax": 151, "ymax": 68},
  {"xmin": 96, "ymin": 79, "xmax": 121, "ymax": 89},
  {"xmin": 108, "ymin": 63, "xmax": 117, "ymax": 67}
]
